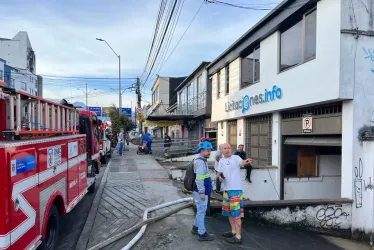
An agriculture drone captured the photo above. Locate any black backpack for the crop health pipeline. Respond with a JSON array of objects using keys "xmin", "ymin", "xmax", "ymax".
[{"xmin": 184, "ymin": 157, "xmax": 206, "ymax": 191}]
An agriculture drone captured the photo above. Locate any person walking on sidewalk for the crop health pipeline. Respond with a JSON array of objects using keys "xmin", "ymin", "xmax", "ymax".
[
  {"xmin": 164, "ymin": 133, "xmax": 171, "ymax": 157},
  {"xmin": 191, "ymin": 138, "xmax": 214, "ymax": 241},
  {"xmin": 217, "ymin": 143, "xmax": 252, "ymax": 244},
  {"xmin": 214, "ymin": 144, "xmax": 223, "ymax": 194},
  {"xmin": 118, "ymin": 128, "xmax": 125, "ymax": 156},
  {"xmin": 234, "ymin": 144, "xmax": 253, "ymax": 183}
]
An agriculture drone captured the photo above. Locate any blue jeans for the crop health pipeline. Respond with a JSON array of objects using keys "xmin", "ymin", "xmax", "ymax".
[
  {"xmin": 147, "ymin": 141, "xmax": 152, "ymax": 153},
  {"xmin": 193, "ymin": 191, "xmax": 208, "ymax": 235},
  {"xmin": 118, "ymin": 142, "xmax": 124, "ymax": 155}
]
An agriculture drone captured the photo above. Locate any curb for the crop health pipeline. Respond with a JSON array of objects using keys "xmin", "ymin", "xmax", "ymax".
[{"xmin": 75, "ymin": 160, "xmax": 112, "ymax": 250}]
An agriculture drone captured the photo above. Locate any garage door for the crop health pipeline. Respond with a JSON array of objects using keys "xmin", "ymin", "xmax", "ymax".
[
  {"xmin": 227, "ymin": 120, "xmax": 237, "ymax": 151},
  {"xmin": 245, "ymin": 115, "xmax": 272, "ymax": 167}
]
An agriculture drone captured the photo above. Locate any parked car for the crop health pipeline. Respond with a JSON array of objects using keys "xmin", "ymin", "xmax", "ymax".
[
  {"xmin": 99, "ymin": 126, "xmax": 112, "ymax": 164},
  {"xmin": 129, "ymin": 130, "xmax": 139, "ymax": 144}
]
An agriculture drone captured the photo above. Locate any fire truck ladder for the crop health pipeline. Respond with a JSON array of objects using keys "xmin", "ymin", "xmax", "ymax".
[{"xmin": 0, "ymin": 87, "xmax": 79, "ymax": 140}]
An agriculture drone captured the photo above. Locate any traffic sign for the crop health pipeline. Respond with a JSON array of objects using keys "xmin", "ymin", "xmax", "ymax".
[
  {"xmin": 302, "ymin": 115, "xmax": 313, "ymax": 133},
  {"xmin": 136, "ymin": 107, "xmax": 143, "ymax": 113},
  {"xmin": 121, "ymin": 108, "xmax": 132, "ymax": 117},
  {"xmin": 136, "ymin": 113, "xmax": 144, "ymax": 121},
  {"xmin": 88, "ymin": 106, "xmax": 102, "ymax": 116}
]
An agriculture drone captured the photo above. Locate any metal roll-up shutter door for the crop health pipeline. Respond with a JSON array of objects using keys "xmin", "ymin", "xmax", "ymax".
[
  {"xmin": 245, "ymin": 115, "xmax": 272, "ymax": 167},
  {"xmin": 227, "ymin": 120, "xmax": 237, "ymax": 151}
]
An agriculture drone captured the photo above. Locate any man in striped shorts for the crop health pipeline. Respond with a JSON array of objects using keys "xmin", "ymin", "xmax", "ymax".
[{"xmin": 217, "ymin": 143, "xmax": 252, "ymax": 244}]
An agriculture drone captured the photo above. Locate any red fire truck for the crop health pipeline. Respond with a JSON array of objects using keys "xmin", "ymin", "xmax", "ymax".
[{"xmin": 0, "ymin": 83, "xmax": 101, "ymax": 250}]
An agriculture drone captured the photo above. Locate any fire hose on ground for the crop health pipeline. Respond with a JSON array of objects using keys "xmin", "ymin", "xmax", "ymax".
[{"xmin": 87, "ymin": 197, "xmax": 194, "ymax": 250}]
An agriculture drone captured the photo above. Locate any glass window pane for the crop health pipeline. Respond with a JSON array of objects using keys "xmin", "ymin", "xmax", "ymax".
[
  {"xmin": 241, "ymin": 52, "xmax": 254, "ymax": 87},
  {"xmin": 304, "ymin": 10, "xmax": 317, "ymax": 60},
  {"xmin": 254, "ymin": 47, "xmax": 260, "ymax": 82},
  {"xmin": 280, "ymin": 21, "xmax": 302, "ymax": 71}
]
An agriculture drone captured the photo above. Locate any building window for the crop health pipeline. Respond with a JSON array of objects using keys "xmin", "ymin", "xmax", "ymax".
[
  {"xmin": 241, "ymin": 46, "xmax": 260, "ymax": 88},
  {"xmin": 197, "ymin": 74, "xmax": 206, "ymax": 109},
  {"xmin": 280, "ymin": 9, "xmax": 317, "ymax": 72},
  {"xmin": 0, "ymin": 70, "xmax": 3, "ymax": 80},
  {"xmin": 225, "ymin": 66, "xmax": 229, "ymax": 94},
  {"xmin": 217, "ymin": 71, "xmax": 221, "ymax": 99}
]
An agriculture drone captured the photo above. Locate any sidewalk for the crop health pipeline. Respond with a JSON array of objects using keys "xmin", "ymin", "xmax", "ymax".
[{"xmin": 76, "ymin": 145, "xmax": 371, "ymax": 250}]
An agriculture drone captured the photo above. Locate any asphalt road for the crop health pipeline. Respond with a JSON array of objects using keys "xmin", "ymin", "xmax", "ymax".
[{"xmin": 55, "ymin": 164, "xmax": 106, "ymax": 250}]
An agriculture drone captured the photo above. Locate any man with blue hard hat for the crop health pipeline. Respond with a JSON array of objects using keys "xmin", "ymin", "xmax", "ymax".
[{"xmin": 191, "ymin": 137, "xmax": 214, "ymax": 241}]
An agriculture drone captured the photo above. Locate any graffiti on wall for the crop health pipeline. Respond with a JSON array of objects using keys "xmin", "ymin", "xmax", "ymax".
[
  {"xmin": 316, "ymin": 205, "xmax": 349, "ymax": 228},
  {"xmin": 364, "ymin": 177, "xmax": 374, "ymax": 191},
  {"xmin": 363, "ymin": 48, "xmax": 374, "ymax": 72},
  {"xmin": 354, "ymin": 158, "xmax": 363, "ymax": 208}
]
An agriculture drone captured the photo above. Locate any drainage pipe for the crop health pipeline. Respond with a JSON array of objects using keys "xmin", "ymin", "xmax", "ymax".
[{"xmin": 88, "ymin": 197, "xmax": 193, "ymax": 250}]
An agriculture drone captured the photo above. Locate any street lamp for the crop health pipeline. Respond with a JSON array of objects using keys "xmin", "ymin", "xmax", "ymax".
[
  {"xmin": 96, "ymin": 38, "xmax": 121, "ymax": 114},
  {"xmin": 78, "ymin": 83, "xmax": 97, "ymax": 109}
]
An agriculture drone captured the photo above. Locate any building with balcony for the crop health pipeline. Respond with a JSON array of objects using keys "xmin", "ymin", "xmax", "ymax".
[
  {"xmin": 174, "ymin": 61, "xmax": 216, "ymax": 140},
  {"xmin": 208, "ymin": 0, "xmax": 374, "ymax": 237},
  {"xmin": 145, "ymin": 76, "xmax": 186, "ymax": 138}
]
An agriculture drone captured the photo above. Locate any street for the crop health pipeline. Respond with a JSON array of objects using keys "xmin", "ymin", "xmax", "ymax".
[{"xmin": 55, "ymin": 165, "xmax": 106, "ymax": 250}]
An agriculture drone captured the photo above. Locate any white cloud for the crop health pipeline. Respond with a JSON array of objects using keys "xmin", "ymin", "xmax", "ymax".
[{"xmin": 1, "ymin": 0, "xmax": 280, "ymax": 106}]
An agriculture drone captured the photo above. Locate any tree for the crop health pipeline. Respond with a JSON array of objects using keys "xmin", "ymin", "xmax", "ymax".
[{"xmin": 108, "ymin": 105, "xmax": 136, "ymax": 136}]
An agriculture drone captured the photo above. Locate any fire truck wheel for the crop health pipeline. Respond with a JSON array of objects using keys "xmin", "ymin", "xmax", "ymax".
[
  {"xmin": 101, "ymin": 154, "xmax": 107, "ymax": 164},
  {"xmin": 88, "ymin": 182, "xmax": 96, "ymax": 193},
  {"xmin": 40, "ymin": 204, "xmax": 59, "ymax": 250},
  {"xmin": 94, "ymin": 162, "xmax": 100, "ymax": 175}
]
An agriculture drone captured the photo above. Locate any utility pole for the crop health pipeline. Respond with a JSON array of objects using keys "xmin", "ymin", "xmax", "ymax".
[
  {"xmin": 118, "ymin": 55, "xmax": 121, "ymax": 115},
  {"xmin": 136, "ymin": 77, "xmax": 142, "ymax": 134}
]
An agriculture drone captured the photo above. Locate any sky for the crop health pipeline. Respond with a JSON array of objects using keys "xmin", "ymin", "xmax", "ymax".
[{"xmin": 0, "ymin": 0, "xmax": 281, "ymax": 108}]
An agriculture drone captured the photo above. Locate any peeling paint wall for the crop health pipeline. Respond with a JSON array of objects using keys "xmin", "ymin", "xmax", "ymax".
[
  {"xmin": 246, "ymin": 203, "xmax": 352, "ymax": 236},
  {"xmin": 339, "ymin": 0, "xmax": 374, "ymax": 241}
]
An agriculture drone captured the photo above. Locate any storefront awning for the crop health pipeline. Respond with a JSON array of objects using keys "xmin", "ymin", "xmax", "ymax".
[
  {"xmin": 284, "ymin": 137, "xmax": 342, "ymax": 147},
  {"xmin": 144, "ymin": 120, "xmax": 183, "ymax": 127}
]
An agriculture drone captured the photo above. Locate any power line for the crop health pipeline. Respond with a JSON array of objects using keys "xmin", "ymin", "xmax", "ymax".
[
  {"xmin": 206, "ymin": 0, "xmax": 313, "ymax": 11},
  {"xmin": 4, "ymin": 72, "xmax": 137, "ymax": 80},
  {"xmin": 140, "ymin": 0, "xmax": 167, "ymax": 80},
  {"xmin": 148, "ymin": 0, "xmax": 185, "ymax": 87},
  {"xmin": 141, "ymin": 0, "xmax": 179, "ymax": 86},
  {"xmin": 143, "ymin": 0, "xmax": 204, "ymax": 90},
  {"xmin": 141, "ymin": 0, "xmax": 173, "ymax": 82}
]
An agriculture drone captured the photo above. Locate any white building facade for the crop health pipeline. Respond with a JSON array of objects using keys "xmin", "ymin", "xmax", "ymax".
[
  {"xmin": 0, "ymin": 31, "xmax": 35, "ymax": 73},
  {"xmin": 0, "ymin": 32, "xmax": 39, "ymax": 95},
  {"xmin": 208, "ymin": 0, "xmax": 374, "ymax": 239}
]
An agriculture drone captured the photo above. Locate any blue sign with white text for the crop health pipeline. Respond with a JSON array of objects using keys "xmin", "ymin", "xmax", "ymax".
[
  {"xmin": 88, "ymin": 106, "xmax": 102, "ymax": 116},
  {"xmin": 225, "ymin": 85, "xmax": 283, "ymax": 113},
  {"xmin": 121, "ymin": 108, "xmax": 132, "ymax": 117},
  {"xmin": 10, "ymin": 155, "xmax": 36, "ymax": 177}
]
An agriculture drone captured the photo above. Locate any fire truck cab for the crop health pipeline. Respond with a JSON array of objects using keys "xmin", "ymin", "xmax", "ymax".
[
  {"xmin": 0, "ymin": 84, "xmax": 101, "ymax": 250},
  {"xmin": 78, "ymin": 110, "xmax": 101, "ymax": 177}
]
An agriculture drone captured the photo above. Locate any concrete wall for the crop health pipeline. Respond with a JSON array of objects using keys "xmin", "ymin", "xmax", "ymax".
[
  {"xmin": 284, "ymin": 155, "xmax": 342, "ymax": 200},
  {"xmin": 339, "ymin": 0, "xmax": 374, "ymax": 240},
  {"xmin": 245, "ymin": 202, "xmax": 352, "ymax": 237},
  {"xmin": 170, "ymin": 167, "xmax": 279, "ymax": 201},
  {"xmin": 210, "ymin": 0, "xmax": 342, "ymax": 123}
]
